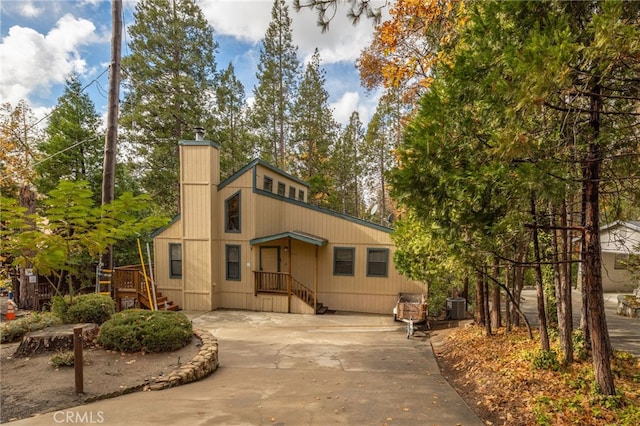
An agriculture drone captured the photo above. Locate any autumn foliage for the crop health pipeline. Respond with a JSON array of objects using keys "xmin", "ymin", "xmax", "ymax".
[
  {"xmin": 434, "ymin": 326, "xmax": 640, "ymax": 425},
  {"xmin": 357, "ymin": 0, "xmax": 467, "ymax": 102}
]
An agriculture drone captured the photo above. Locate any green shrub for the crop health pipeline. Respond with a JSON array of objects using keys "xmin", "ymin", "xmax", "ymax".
[
  {"xmin": 572, "ymin": 329, "xmax": 590, "ymax": 361},
  {"xmin": 51, "ymin": 294, "xmax": 115, "ymax": 324},
  {"xmin": 529, "ymin": 349, "xmax": 561, "ymax": 371},
  {"xmin": 50, "ymin": 351, "xmax": 75, "ymax": 367},
  {"xmin": 98, "ymin": 309, "xmax": 193, "ymax": 353},
  {"xmin": 0, "ymin": 312, "xmax": 63, "ymax": 343}
]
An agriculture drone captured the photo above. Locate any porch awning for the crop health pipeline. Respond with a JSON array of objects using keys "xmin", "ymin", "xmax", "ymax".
[{"xmin": 250, "ymin": 230, "xmax": 328, "ymax": 247}]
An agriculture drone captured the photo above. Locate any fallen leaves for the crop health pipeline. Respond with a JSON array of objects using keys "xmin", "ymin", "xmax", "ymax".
[{"xmin": 434, "ymin": 325, "xmax": 640, "ymax": 426}]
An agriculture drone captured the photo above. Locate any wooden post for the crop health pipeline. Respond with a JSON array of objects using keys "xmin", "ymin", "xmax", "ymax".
[
  {"xmin": 287, "ymin": 238, "xmax": 292, "ymax": 313},
  {"xmin": 74, "ymin": 326, "xmax": 84, "ymax": 394},
  {"xmin": 314, "ymin": 247, "xmax": 318, "ymax": 314},
  {"xmin": 101, "ymin": 0, "xmax": 122, "ymax": 271}
]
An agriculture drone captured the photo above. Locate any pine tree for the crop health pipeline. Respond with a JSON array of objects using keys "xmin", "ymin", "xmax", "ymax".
[
  {"xmin": 36, "ymin": 73, "xmax": 102, "ymax": 203},
  {"xmin": 120, "ymin": 0, "xmax": 218, "ymax": 215},
  {"xmin": 212, "ymin": 63, "xmax": 252, "ymax": 178},
  {"xmin": 329, "ymin": 111, "xmax": 365, "ymax": 216},
  {"xmin": 250, "ymin": 0, "xmax": 300, "ymax": 170},
  {"xmin": 290, "ymin": 48, "xmax": 337, "ymax": 205},
  {"xmin": 363, "ymin": 89, "xmax": 406, "ymax": 223}
]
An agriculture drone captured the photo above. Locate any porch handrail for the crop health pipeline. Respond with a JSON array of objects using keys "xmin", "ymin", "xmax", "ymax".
[
  {"xmin": 113, "ymin": 267, "xmax": 145, "ymax": 294},
  {"xmin": 254, "ymin": 271, "xmax": 289, "ymax": 295},
  {"xmin": 290, "ymin": 276, "xmax": 314, "ymax": 308},
  {"xmin": 253, "ymin": 271, "xmax": 316, "ymax": 311}
]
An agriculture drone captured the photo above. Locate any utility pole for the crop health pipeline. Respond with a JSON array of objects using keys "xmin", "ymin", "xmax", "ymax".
[{"xmin": 101, "ymin": 0, "xmax": 122, "ymax": 271}]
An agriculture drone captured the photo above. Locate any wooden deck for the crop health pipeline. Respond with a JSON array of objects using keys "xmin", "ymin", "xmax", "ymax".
[{"xmin": 113, "ymin": 266, "xmax": 179, "ymax": 311}]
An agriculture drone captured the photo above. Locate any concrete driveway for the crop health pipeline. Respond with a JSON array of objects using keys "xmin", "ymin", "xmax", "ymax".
[{"xmin": 9, "ymin": 310, "xmax": 482, "ymax": 426}]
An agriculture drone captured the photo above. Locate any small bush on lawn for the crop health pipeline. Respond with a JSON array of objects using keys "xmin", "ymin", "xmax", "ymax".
[
  {"xmin": 51, "ymin": 294, "xmax": 115, "ymax": 325},
  {"xmin": 50, "ymin": 351, "xmax": 75, "ymax": 367},
  {"xmin": 0, "ymin": 312, "xmax": 63, "ymax": 343},
  {"xmin": 98, "ymin": 309, "xmax": 193, "ymax": 353}
]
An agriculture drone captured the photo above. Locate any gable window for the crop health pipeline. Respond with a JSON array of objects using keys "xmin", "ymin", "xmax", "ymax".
[
  {"xmin": 226, "ymin": 245, "xmax": 241, "ymax": 280},
  {"xmin": 334, "ymin": 247, "xmax": 355, "ymax": 276},
  {"xmin": 263, "ymin": 176, "xmax": 273, "ymax": 192},
  {"xmin": 225, "ymin": 192, "xmax": 241, "ymax": 232},
  {"xmin": 298, "ymin": 189, "xmax": 304, "ymax": 201},
  {"xmin": 169, "ymin": 243, "xmax": 182, "ymax": 278},
  {"xmin": 367, "ymin": 248, "xmax": 389, "ymax": 277},
  {"xmin": 288, "ymin": 186, "xmax": 296, "ymax": 199},
  {"xmin": 277, "ymin": 182, "xmax": 286, "ymax": 196}
]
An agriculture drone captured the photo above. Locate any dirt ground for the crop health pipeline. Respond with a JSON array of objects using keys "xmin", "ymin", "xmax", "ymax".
[{"xmin": 0, "ymin": 337, "xmax": 200, "ymax": 423}]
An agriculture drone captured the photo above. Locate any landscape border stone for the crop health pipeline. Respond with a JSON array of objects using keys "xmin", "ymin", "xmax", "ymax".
[{"xmin": 83, "ymin": 328, "xmax": 218, "ymax": 403}]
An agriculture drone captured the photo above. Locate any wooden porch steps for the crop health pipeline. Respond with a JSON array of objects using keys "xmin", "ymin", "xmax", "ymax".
[
  {"xmin": 138, "ymin": 291, "xmax": 180, "ymax": 311},
  {"xmin": 113, "ymin": 267, "xmax": 179, "ymax": 312},
  {"xmin": 316, "ymin": 302, "xmax": 328, "ymax": 315}
]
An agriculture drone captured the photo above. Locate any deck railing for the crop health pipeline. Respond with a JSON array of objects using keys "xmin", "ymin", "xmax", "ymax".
[
  {"xmin": 254, "ymin": 271, "xmax": 316, "ymax": 311},
  {"xmin": 254, "ymin": 271, "xmax": 289, "ymax": 294},
  {"xmin": 113, "ymin": 265, "xmax": 145, "ymax": 294}
]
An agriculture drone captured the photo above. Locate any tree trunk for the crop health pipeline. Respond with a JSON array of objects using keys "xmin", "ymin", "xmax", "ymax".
[
  {"xmin": 490, "ymin": 257, "xmax": 501, "ymax": 329},
  {"xmin": 14, "ymin": 324, "xmax": 98, "ymax": 358},
  {"xmin": 531, "ymin": 196, "xmax": 550, "ymax": 352},
  {"xmin": 559, "ymin": 199, "xmax": 574, "ymax": 364},
  {"xmin": 505, "ymin": 264, "xmax": 511, "ymax": 333},
  {"xmin": 552, "ymin": 202, "xmax": 573, "ymax": 364},
  {"xmin": 18, "ymin": 185, "xmax": 37, "ymax": 310},
  {"xmin": 511, "ymin": 241, "xmax": 527, "ymax": 327},
  {"xmin": 475, "ymin": 269, "xmax": 485, "ymax": 326},
  {"xmin": 582, "ymin": 81, "xmax": 615, "ymax": 395},
  {"xmin": 483, "ymin": 268, "xmax": 492, "ymax": 336}
]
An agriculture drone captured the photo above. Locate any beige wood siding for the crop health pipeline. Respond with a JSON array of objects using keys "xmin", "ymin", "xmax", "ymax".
[
  {"xmin": 153, "ymin": 234, "xmax": 184, "ymax": 308},
  {"xmin": 251, "ymin": 193, "xmax": 423, "ymax": 314},
  {"xmin": 181, "ymin": 144, "xmax": 219, "ymax": 185},
  {"xmin": 182, "ymin": 185, "xmax": 210, "ymax": 238},
  {"xmin": 255, "ymin": 164, "xmax": 307, "ymax": 202}
]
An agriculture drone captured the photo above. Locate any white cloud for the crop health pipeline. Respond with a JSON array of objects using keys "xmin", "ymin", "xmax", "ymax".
[
  {"xmin": 331, "ymin": 88, "xmax": 382, "ymax": 127},
  {"xmin": 201, "ymin": 0, "xmax": 271, "ymax": 43},
  {"xmin": 18, "ymin": 2, "xmax": 43, "ymax": 18},
  {"xmin": 332, "ymin": 91, "xmax": 360, "ymax": 126},
  {"xmin": 201, "ymin": 0, "xmax": 377, "ymax": 65},
  {"xmin": 0, "ymin": 14, "xmax": 98, "ymax": 105}
]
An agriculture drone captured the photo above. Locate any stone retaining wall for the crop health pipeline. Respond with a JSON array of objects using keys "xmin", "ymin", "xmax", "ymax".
[
  {"xmin": 145, "ymin": 328, "xmax": 219, "ymax": 390},
  {"xmin": 617, "ymin": 295, "xmax": 640, "ymax": 319}
]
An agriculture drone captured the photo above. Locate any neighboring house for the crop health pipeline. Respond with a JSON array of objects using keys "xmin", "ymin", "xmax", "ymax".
[
  {"xmin": 577, "ymin": 221, "xmax": 640, "ymax": 292},
  {"xmin": 152, "ymin": 135, "xmax": 423, "ymax": 314}
]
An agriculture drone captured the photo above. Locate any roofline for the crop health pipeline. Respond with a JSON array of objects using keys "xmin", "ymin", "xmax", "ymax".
[
  {"xmin": 218, "ymin": 159, "xmax": 261, "ymax": 190},
  {"xmin": 178, "ymin": 139, "xmax": 221, "ymax": 149},
  {"xmin": 250, "ymin": 231, "xmax": 328, "ymax": 246},
  {"xmin": 253, "ymin": 160, "xmax": 309, "ymax": 188},
  {"xmin": 252, "ymin": 187, "xmax": 393, "ymax": 234},
  {"xmin": 572, "ymin": 220, "xmax": 640, "ymax": 243},
  {"xmin": 600, "ymin": 220, "xmax": 640, "ymax": 233},
  {"xmin": 151, "ymin": 214, "xmax": 180, "ymax": 238}
]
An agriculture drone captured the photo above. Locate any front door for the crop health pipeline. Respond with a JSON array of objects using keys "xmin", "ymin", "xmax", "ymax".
[
  {"xmin": 259, "ymin": 247, "xmax": 282, "ymax": 291},
  {"xmin": 259, "ymin": 247, "xmax": 280, "ymax": 273}
]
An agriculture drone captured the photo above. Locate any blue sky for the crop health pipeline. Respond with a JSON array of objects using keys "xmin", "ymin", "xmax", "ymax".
[{"xmin": 0, "ymin": 0, "xmax": 385, "ymax": 128}]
